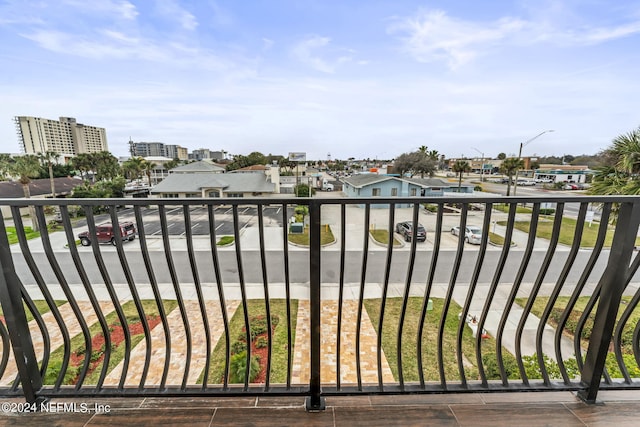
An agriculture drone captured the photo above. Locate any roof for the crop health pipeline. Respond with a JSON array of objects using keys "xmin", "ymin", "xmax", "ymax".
[
  {"xmin": 342, "ymin": 174, "xmax": 395, "ymax": 188},
  {"xmin": 0, "ymin": 177, "xmax": 84, "ymax": 198},
  {"xmin": 342, "ymin": 174, "xmax": 464, "ymax": 189},
  {"xmin": 231, "ymin": 165, "xmax": 267, "ymax": 172},
  {"xmin": 170, "ymin": 160, "xmax": 226, "ymax": 173},
  {"xmin": 150, "ymin": 172, "xmax": 275, "ymax": 194}
]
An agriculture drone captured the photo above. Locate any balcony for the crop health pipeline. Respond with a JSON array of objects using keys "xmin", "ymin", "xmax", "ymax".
[{"xmin": 1, "ymin": 195, "xmax": 640, "ymax": 423}]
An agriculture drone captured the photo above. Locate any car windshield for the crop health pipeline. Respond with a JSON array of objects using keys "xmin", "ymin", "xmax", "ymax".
[{"xmin": 468, "ymin": 227, "xmax": 482, "ymax": 234}]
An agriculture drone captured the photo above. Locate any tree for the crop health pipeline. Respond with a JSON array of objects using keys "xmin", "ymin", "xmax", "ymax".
[
  {"xmin": 500, "ymin": 157, "xmax": 525, "ymax": 196},
  {"xmin": 497, "ymin": 152, "xmax": 507, "ymax": 160},
  {"xmin": 38, "ymin": 151, "xmax": 60, "ymax": 197},
  {"xmin": 589, "ymin": 127, "xmax": 640, "ymax": 202},
  {"xmin": 164, "ymin": 158, "xmax": 181, "ymax": 171},
  {"xmin": 0, "ymin": 153, "xmax": 12, "ymax": 181},
  {"xmin": 122, "ymin": 156, "xmax": 145, "ymax": 182},
  {"xmin": 92, "ymin": 151, "xmax": 120, "ymax": 181},
  {"xmin": 452, "ymin": 160, "xmax": 471, "ymax": 190},
  {"xmin": 394, "ymin": 150, "xmax": 437, "ymax": 178},
  {"xmin": 293, "ymin": 183, "xmax": 314, "ymax": 197},
  {"xmin": 71, "ymin": 153, "xmax": 93, "ymax": 181},
  {"xmin": 10, "ymin": 155, "xmax": 43, "ymax": 231},
  {"xmin": 142, "ymin": 160, "xmax": 157, "ymax": 186}
]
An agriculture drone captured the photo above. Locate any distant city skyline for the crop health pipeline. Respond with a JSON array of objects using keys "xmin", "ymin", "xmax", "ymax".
[{"xmin": 2, "ymin": 1, "xmax": 640, "ymax": 160}]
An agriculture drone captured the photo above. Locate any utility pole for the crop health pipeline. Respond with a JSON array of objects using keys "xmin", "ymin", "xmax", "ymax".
[{"xmin": 513, "ymin": 130, "xmax": 554, "ymax": 196}]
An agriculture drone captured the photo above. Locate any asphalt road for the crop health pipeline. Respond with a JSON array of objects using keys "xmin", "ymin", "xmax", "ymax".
[{"xmin": 12, "ymin": 248, "xmax": 620, "ymax": 288}]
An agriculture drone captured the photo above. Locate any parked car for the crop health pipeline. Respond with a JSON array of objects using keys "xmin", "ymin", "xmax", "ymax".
[
  {"xmin": 563, "ymin": 183, "xmax": 579, "ymax": 190},
  {"xmin": 451, "ymin": 226, "xmax": 483, "ymax": 244},
  {"xmin": 78, "ymin": 222, "xmax": 137, "ymax": 246},
  {"xmin": 395, "ymin": 221, "xmax": 427, "ymax": 242},
  {"xmin": 516, "ymin": 179, "xmax": 536, "ymax": 186}
]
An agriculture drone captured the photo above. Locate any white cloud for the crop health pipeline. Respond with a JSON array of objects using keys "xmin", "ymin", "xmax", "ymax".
[
  {"xmin": 262, "ymin": 38, "xmax": 274, "ymax": 50},
  {"xmin": 154, "ymin": 0, "xmax": 198, "ymax": 30},
  {"xmin": 291, "ymin": 36, "xmax": 357, "ymax": 74},
  {"xmin": 292, "ymin": 36, "xmax": 336, "ymax": 73},
  {"xmin": 390, "ymin": 8, "xmax": 640, "ymax": 69},
  {"xmin": 61, "ymin": 0, "xmax": 138, "ymax": 20},
  {"xmin": 389, "ymin": 10, "xmax": 526, "ymax": 69}
]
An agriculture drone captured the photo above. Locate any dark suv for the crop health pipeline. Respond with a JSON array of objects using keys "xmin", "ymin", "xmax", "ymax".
[
  {"xmin": 395, "ymin": 221, "xmax": 427, "ymax": 242},
  {"xmin": 78, "ymin": 222, "xmax": 137, "ymax": 246}
]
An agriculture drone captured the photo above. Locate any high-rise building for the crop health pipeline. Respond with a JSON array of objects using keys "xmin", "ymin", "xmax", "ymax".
[
  {"xmin": 129, "ymin": 141, "xmax": 166, "ymax": 157},
  {"xmin": 14, "ymin": 116, "xmax": 108, "ymax": 156},
  {"xmin": 129, "ymin": 141, "xmax": 188, "ymax": 160}
]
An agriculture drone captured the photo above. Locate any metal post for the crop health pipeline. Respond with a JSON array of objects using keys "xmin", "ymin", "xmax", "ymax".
[
  {"xmin": 0, "ymin": 213, "xmax": 43, "ymax": 404},
  {"xmin": 305, "ymin": 199, "xmax": 325, "ymax": 411},
  {"xmin": 578, "ymin": 201, "xmax": 640, "ymax": 403}
]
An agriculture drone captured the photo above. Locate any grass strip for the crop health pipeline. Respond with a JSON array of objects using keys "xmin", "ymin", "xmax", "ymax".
[
  {"xmin": 201, "ymin": 299, "xmax": 298, "ymax": 385},
  {"xmin": 288, "ymin": 225, "xmax": 335, "ymax": 245}
]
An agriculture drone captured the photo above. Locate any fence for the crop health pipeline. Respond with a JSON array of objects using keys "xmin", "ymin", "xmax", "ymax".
[{"xmin": 1, "ymin": 196, "xmax": 639, "ymax": 410}]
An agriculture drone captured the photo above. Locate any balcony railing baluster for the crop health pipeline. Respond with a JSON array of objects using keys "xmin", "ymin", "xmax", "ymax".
[{"xmin": 0, "ymin": 196, "xmax": 639, "ymax": 408}]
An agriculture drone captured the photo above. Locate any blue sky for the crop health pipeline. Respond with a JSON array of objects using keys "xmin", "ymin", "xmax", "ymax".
[{"xmin": 1, "ymin": 0, "xmax": 640, "ymax": 161}]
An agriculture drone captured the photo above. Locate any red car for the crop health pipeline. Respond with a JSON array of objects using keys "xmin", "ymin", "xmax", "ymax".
[{"xmin": 78, "ymin": 222, "xmax": 137, "ymax": 246}]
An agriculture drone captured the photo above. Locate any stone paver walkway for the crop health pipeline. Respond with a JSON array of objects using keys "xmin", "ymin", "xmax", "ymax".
[
  {"xmin": 0, "ymin": 300, "xmax": 115, "ymax": 386},
  {"xmin": 104, "ymin": 300, "xmax": 240, "ymax": 386},
  {"xmin": 291, "ymin": 300, "xmax": 394, "ymax": 385}
]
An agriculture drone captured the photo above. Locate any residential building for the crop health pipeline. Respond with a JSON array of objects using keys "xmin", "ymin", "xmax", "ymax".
[
  {"xmin": 169, "ymin": 160, "xmax": 226, "ymax": 174},
  {"xmin": 128, "ymin": 141, "xmax": 188, "ymax": 160},
  {"xmin": 151, "ymin": 172, "xmax": 275, "ymax": 198},
  {"xmin": 189, "ymin": 149, "xmax": 226, "ymax": 161},
  {"xmin": 14, "ymin": 116, "xmax": 108, "ymax": 157},
  {"xmin": 342, "ymin": 174, "xmax": 474, "ymax": 207},
  {"xmin": 129, "ymin": 141, "xmax": 166, "ymax": 157},
  {"xmin": 166, "ymin": 144, "xmax": 188, "ymax": 161}
]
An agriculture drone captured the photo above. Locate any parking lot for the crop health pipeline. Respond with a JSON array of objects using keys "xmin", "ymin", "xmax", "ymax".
[{"xmin": 73, "ymin": 204, "xmax": 295, "ymax": 238}]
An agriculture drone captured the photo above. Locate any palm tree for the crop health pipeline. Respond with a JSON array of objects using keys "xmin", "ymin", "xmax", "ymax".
[
  {"xmin": 142, "ymin": 160, "xmax": 157, "ymax": 186},
  {"xmin": 39, "ymin": 151, "xmax": 60, "ymax": 197},
  {"xmin": 452, "ymin": 160, "xmax": 471, "ymax": 190},
  {"xmin": 10, "ymin": 155, "xmax": 42, "ymax": 231},
  {"xmin": 500, "ymin": 157, "xmax": 525, "ymax": 196},
  {"xmin": 611, "ymin": 128, "xmax": 640, "ymax": 175},
  {"xmin": 122, "ymin": 156, "xmax": 145, "ymax": 183}
]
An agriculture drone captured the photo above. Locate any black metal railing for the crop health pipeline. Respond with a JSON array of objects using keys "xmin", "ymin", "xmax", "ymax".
[{"xmin": 1, "ymin": 196, "xmax": 640, "ymax": 410}]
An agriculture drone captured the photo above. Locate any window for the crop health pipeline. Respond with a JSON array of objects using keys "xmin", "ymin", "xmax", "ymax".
[
  {"xmin": 410, "ymin": 188, "xmax": 417, "ymax": 196},
  {"xmin": 391, "ymin": 188, "xmax": 398, "ymax": 196},
  {"xmin": 372, "ymin": 188, "xmax": 381, "ymax": 196}
]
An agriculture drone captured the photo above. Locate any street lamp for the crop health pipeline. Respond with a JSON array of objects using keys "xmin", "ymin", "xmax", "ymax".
[
  {"xmin": 471, "ymin": 147, "xmax": 484, "ymax": 182},
  {"xmin": 512, "ymin": 130, "xmax": 554, "ymax": 196}
]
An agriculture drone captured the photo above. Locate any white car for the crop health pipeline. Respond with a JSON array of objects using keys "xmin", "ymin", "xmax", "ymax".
[{"xmin": 451, "ymin": 226, "xmax": 483, "ymax": 244}]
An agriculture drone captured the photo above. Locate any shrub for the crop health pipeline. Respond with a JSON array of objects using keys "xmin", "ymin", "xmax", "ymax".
[
  {"xmin": 229, "ymin": 351, "xmax": 260, "ymax": 383},
  {"xmin": 255, "ymin": 336, "xmax": 268, "ymax": 348},
  {"xmin": 423, "ymin": 204, "xmax": 438, "ymax": 213},
  {"xmin": 231, "ymin": 341, "xmax": 247, "ymax": 354},
  {"xmin": 539, "ymin": 208, "xmax": 556, "ymax": 215}
]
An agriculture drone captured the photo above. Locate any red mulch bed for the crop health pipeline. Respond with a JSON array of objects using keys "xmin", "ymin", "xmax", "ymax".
[{"xmin": 68, "ymin": 315, "xmax": 162, "ymax": 384}]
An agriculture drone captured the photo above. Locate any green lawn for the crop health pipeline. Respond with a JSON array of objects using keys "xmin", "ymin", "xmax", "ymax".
[
  {"xmin": 364, "ymin": 297, "xmax": 483, "ymax": 381},
  {"xmin": 498, "ymin": 216, "xmax": 640, "ymax": 247},
  {"xmin": 493, "ymin": 204, "xmax": 533, "ymax": 214},
  {"xmin": 369, "ymin": 229, "xmax": 401, "ymax": 246},
  {"xmin": 201, "ymin": 299, "xmax": 298, "ymax": 385},
  {"xmin": 287, "ymin": 225, "xmax": 335, "ymax": 246},
  {"xmin": 515, "ymin": 296, "xmax": 640, "ymax": 378},
  {"xmin": 0, "ymin": 300, "xmax": 66, "ymax": 323}
]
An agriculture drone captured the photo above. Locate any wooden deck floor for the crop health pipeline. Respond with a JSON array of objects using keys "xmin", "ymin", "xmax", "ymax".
[{"xmin": 1, "ymin": 390, "xmax": 639, "ymax": 426}]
